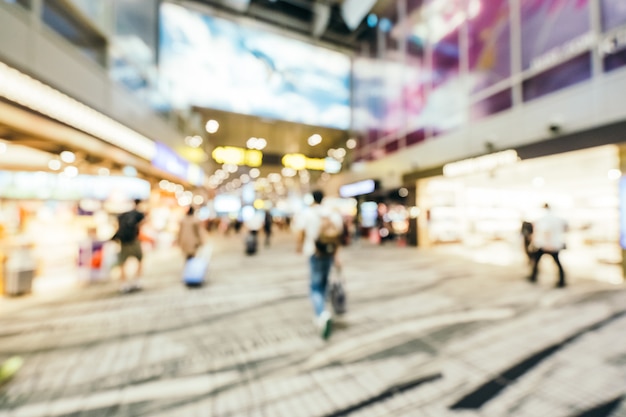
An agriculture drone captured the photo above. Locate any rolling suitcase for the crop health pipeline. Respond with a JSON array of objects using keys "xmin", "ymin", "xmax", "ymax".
[
  {"xmin": 183, "ymin": 256, "xmax": 208, "ymax": 287},
  {"xmin": 245, "ymin": 232, "xmax": 258, "ymax": 255}
]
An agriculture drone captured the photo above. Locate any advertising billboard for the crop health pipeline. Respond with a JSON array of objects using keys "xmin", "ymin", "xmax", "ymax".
[
  {"xmin": 601, "ymin": 0, "xmax": 626, "ymax": 32},
  {"xmin": 159, "ymin": 2, "xmax": 351, "ymax": 129},
  {"xmin": 468, "ymin": 0, "xmax": 511, "ymax": 92},
  {"xmin": 521, "ymin": 0, "xmax": 592, "ymax": 101},
  {"xmin": 600, "ymin": 0, "xmax": 626, "ymax": 72},
  {"xmin": 521, "ymin": 0, "xmax": 591, "ymax": 72}
]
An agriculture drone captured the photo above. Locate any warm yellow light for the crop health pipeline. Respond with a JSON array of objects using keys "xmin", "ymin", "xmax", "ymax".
[
  {"xmin": 178, "ymin": 146, "xmax": 208, "ymax": 163},
  {"xmin": 282, "ymin": 153, "xmax": 307, "ymax": 170},
  {"xmin": 253, "ymin": 199, "xmax": 265, "ymax": 209},
  {"xmin": 212, "ymin": 146, "xmax": 262, "ymax": 167},
  {"xmin": 282, "ymin": 153, "xmax": 333, "ymax": 171}
]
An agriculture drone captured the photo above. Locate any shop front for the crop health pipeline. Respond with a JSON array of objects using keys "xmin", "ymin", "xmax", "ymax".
[{"xmin": 409, "ymin": 145, "xmax": 623, "ymax": 284}]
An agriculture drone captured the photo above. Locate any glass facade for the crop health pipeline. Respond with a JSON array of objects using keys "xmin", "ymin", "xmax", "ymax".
[{"xmin": 353, "ymin": 0, "xmax": 626, "ymax": 162}]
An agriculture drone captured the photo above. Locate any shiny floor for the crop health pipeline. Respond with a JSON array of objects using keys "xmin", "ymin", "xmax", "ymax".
[{"xmin": 0, "ymin": 231, "xmax": 625, "ymax": 417}]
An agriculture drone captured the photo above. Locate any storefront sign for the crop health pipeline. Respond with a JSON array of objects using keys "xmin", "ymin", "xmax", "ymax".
[
  {"xmin": 212, "ymin": 146, "xmax": 262, "ymax": 167},
  {"xmin": 443, "ymin": 150, "xmax": 519, "ymax": 177},
  {"xmin": 339, "ymin": 179, "xmax": 376, "ymax": 198},
  {"xmin": 152, "ymin": 142, "xmax": 189, "ymax": 180},
  {"xmin": 282, "ymin": 154, "xmax": 342, "ymax": 172}
]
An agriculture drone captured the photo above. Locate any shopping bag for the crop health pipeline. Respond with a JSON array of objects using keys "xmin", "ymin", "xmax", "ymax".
[{"xmin": 330, "ymin": 267, "xmax": 347, "ymax": 315}]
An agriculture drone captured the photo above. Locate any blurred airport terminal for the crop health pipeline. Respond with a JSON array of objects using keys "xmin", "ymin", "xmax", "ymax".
[{"xmin": 0, "ymin": 0, "xmax": 625, "ymax": 416}]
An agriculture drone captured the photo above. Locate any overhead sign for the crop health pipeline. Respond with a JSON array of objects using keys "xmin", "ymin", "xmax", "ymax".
[
  {"xmin": 443, "ymin": 150, "xmax": 519, "ymax": 177},
  {"xmin": 152, "ymin": 142, "xmax": 189, "ymax": 180},
  {"xmin": 212, "ymin": 146, "xmax": 262, "ymax": 167},
  {"xmin": 282, "ymin": 153, "xmax": 342, "ymax": 172},
  {"xmin": 339, "ymin": 179, "xmax": 376, "ymax": 198}
]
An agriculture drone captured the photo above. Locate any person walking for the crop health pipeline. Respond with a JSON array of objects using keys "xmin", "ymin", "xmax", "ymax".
[
  {"xmin": 528, "ymin": 203, "xmax": 568, "ymax": 288},
  {"xmin": 178, "ymin": 207, "xmax": 203, "ymax": 260},
  {"xmin": 263, "ymin": 210, "xmax": 273, "ymax": 247},
  {"xmin": 112, "ymin": 199, "xmax": 146, "ymax": 293},
  {"xmin": 293, "ymin": 190, "xmax": 344, "ymax": 340}
]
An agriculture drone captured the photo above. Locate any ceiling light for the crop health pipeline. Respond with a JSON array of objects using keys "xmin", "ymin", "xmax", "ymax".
[
  {"xmin": 346, "ymin": 138, "xmax": 357, "ymax": 149},
  {"xmin": 608, "ymin": 169, "xmax": 621, "ymax": 180},
  {"xmin": 240, "ymin": 174, "xmax": 250, "ymax": 183},
  {"xmin": 246, "ymin": 137, "xmax": 267, "ymax": 150},
  {"xmin": 60, "ymin": 151, "xmax": 76, "ymax": 163},
  {"xmin": 268, "ymin": 173, "xmax": 281, "ymax": 183},
  {"xmin": 48, "ymin": 159, "xmax": 61, "ymax": 170},
  {"xmin": 308, "ymin": 134, "xmax": 322, "ymax": 146},
  {"xmin": 193, "ymin": 195, "xmax": 204, "ymax": 205},
  {"xmin": 63, "ymin": 165, "xmax": 78, "ymax": 177},
  {"xmin": 249, "ymin": 168, "xmax": 260, "ymax": 178},
  {"xmin": 159, "ymin": 179, "xmax": 170, "ymax": 189},
  {"xmin": 246, "ymin": 137, "xmax": 258, "ymax": 149},
  {"xmin": 281, "ymin": 167, "xmax": 296, "ymax": 177},
  {"xmin": 98, "ymin": 167, "xmax": 110, "ymax": 176},
  {"xmin": 185, "ymin": 135, "xmax": 203, "ymax": 148},
  {"xmin": 205, "ymin": 119, "xmax": 219, "ymax": 134}
]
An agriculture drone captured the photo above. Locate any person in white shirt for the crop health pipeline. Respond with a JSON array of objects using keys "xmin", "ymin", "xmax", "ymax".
[
  {"xmin": 529, "ymin": 203, "xmax": 567, "ymax": 287},
  {"xmin": 293, "ymin": 190, "xmax": 344, "ymax": 340}
]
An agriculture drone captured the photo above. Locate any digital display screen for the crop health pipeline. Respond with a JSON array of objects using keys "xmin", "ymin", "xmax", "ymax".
[{"xmin": 159, "ymin": 2, "xmax": 351, "ymax": 129}]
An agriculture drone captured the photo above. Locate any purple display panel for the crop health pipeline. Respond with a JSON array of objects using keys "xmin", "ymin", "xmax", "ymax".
[
  {"xmin": 601, "ymin": 0, "xmax": 626, "ymax": 31},
  {"xmin": 600, "ymin": 0, "xmax": 626, "ymax": 72},
  {"xmin": 604, "ymin": 49, "xmax": 626, "ymax": 73},
  {"xmin": 522, "ymin": 53, "xmax": 592, "ymax": 101},
  {"xmin": 406, "ymin": 129, "xmax": 426, "ymax": 147},
  {"xmin": 521, "ymin": 0, "xmax": 591, "ymax": 72},
  {"xmin": 385, "ymin": 138, "xmax": 400, "ymax": 154},
  {"xmin": 468, "ymin": 0, "xmax": 511, "ymax": 92},
  {"xmin": 470, "ymin": 89, "xmax": 512, "ymax": 121}
]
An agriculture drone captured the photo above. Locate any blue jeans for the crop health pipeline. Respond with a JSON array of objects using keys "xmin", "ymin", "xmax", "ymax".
[{"xmin": 309, "ymin": 254, "xmax": 334, "ymax": 317}]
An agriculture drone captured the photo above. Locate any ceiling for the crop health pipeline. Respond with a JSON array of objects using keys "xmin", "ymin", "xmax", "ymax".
[
  {"xmin": 185, "ymin": 0, "xmax": 387, "ymax": 51},
  {"xmin": 170, "ymin": 0, "xmax": 394, "ymax": 192}
]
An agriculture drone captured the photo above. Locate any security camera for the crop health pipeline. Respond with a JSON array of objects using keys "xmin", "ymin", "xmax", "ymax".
[{"xmin": 548, "ymin": 124, "xmax": 561, "ymax": 134}]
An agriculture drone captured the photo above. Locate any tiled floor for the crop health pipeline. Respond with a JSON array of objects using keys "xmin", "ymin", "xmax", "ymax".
[{"xmin": 0, "ymin": 232, "xmax": 625, "ymax": 417}]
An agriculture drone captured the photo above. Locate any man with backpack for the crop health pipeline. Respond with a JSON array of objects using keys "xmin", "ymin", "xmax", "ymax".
[
  {"xmin": 294, "ymin": 190, "xmax": 344, "ymax": 340},
  {"xmin": 112, "ymin": 199, "xmax": 146, "ymax": 293}
]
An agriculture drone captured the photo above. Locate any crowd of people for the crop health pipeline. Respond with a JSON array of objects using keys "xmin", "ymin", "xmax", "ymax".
[{"xmin": 103, "ymin": 195, "xmax": 570, "ymax": 340}]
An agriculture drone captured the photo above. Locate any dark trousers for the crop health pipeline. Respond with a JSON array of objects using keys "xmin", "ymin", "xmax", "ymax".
[{"xmin": 530, "ymin": 248, "xmax": 565, "ymax": 285}]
